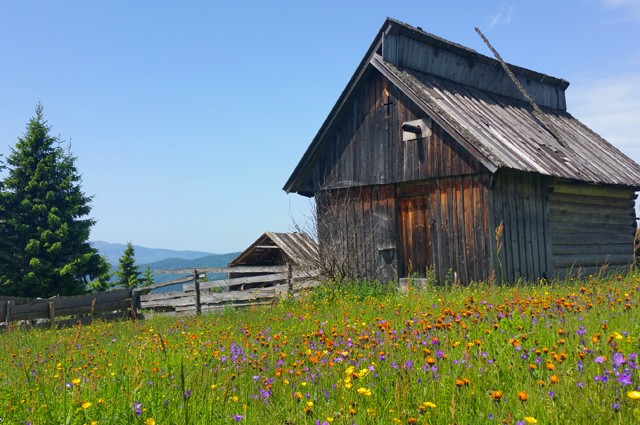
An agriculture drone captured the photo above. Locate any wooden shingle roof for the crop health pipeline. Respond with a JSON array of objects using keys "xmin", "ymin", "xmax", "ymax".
[{"xmin": 228, "ymin": 232, "xmax": 318, "ymax": 268}]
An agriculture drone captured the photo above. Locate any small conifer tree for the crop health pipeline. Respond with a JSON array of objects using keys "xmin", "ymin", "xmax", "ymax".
[{"xmin": 116, "ymin": 242, "xmax": 140, "ymax": 288}]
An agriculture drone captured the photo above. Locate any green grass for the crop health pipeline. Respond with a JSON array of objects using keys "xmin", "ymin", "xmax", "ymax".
[{"xmin": 1, "ymin": 274, "xmax": 640, "ymax": 424}]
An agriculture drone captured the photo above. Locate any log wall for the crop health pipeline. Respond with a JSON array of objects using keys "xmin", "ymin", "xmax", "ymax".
[{"xmin": 548, "ymin": 183, "xmax": 637, "ymax": 277}]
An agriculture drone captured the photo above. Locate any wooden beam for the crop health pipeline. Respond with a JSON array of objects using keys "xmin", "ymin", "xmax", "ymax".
[{"xmin": 154, "ymin": 265, "xmax": 287, "ymax": 275}]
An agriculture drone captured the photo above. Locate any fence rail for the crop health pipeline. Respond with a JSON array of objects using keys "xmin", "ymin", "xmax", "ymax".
[
  {"xmin": 140, "ymin": 264, "xmax": 319, "ymax": 314},
  {"xmin": 1, "ymin": 288, "xmax": 135, "ymax": 330}
]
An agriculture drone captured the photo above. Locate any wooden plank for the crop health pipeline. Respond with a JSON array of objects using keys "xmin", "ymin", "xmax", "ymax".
[
  {"xmin": 0, "ymin": 295, "xmax": 36, "ymax": 304},
  {"xmin": 551, "ymin": 200, "xmax": 636, "ymax": 219},
  {"xmin": 51, "ymin": 289, "xmax": 131, "ymax": 311},
  {"xmin": 550, "ymin": 221, "xmax": 636, "ymax": 234},
  {"xmin": 551, "ymin": 232, "xmax": 632, "ymax": 245},
  {"xmin": 154, "ymin": 265, "xmax": 287, "ymax": 275},
  {"xmin": 56, "ymin": 299, "xmax": 131, "ymax": 317},
  {"xmin": 548, "ymin": 192, "xmax": 634, "ymax": 209},
  {"xmin": 553, "ymin": 253, "xmax": 632, "ymax": 269},
  {"xmin": 551, "ymin": 244, "xmax": 633, "ymax": 256},
  {"xmin": 550, "ymin": 184, "xmax": 634, "ymax": 199},
  {"xmin": 550, "ymin": 211, "xmax": 635, "ymax": 226}
]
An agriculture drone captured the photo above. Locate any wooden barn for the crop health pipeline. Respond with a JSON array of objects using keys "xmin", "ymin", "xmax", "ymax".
[
  {"xmin": 228, "ymin": 232, "xmax": 318, "ymax": 280},
  {"xmin": 284, "ymin": 18, "xmax": 640, "ymax": 284}
]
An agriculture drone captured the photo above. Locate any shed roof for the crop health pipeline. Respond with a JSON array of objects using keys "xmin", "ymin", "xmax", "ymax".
[
  {"xmin": 284, "ymin": 18, "xmax": 640, "ymax": 194},
  {"xmin": 228, "ymin": 232, "xmax": 318, "ymax": 268}
]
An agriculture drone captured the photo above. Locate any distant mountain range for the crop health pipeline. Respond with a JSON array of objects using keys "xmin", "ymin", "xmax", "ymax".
[
  {"xmin": 91, "ymin": 241, "xmax": 219, "ymax": 266},
  {"xmin": 90, "ymin": 241, "xmax": 241, "ymax": 285}
]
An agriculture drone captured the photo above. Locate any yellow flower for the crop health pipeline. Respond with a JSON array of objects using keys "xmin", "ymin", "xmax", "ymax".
[
  {"xmin": 81, "ymin": 401, "xmax": 92, "ymax": 410},
  {"xmin": 97, "ymin": 398, "xmax": 105, "ymax": 405},
  {"xmin": 145, "ymin": 419, "xmax": 156, "ymax": 425},
  {"xmin": 524, "ymin": 417, "xmax": 538, "ymax": 424},
  {"xmin": 422, "ymin": 401, "xmax": 436, "ymax": 409},
  {"xmin": 72, "ymin": 378, "xmax": 81, "ymax": 385},
  {"xmin": 628, "ymin": 391, "xmax": 640, "ymax": 400},
  {"xmin": 306, "ymin": 401, "xmax": 314, "ymax": 408},
  {"xmin": 357, "ymin": 387, "xmax": 372, "ymax": 396}
]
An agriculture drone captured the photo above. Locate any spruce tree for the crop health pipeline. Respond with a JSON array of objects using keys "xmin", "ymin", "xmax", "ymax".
[
  {"xmin": 116, "ymin": 242, "xmax": 140, "ymax": 288},
  {"xmin": 0, "ymin": 105, "xmax": 107, "ymax": 297},
  {"xmin": 141, "ymin": 265, "xmax": 155, "ymax": 287}
]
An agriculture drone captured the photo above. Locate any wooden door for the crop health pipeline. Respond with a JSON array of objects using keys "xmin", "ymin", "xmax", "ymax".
[{"xmin": 399, "ymin": 195, "xmax": 433, "ymax": 277}]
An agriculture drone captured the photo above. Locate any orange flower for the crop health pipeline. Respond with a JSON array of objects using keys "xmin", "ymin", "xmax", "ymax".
[
  {"xmin": 546, "ymin": 361, "xmax": 555, "ymax": 371},
  {"xmin": 490, "ymin": 390, "xmax": 503, "ymax": 401},
  {"xmin": 549, "ymin": 375, "xmax": 560, "ymax": 384},
  {"xmin": 516, "ymin": 391, "xmax": 528, "ymax": 401}
]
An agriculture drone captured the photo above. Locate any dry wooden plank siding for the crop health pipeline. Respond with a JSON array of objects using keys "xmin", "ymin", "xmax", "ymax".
[
  {"xmin": 549, "ymin": 183, "xmax": 637, "ymax": 276},
  {"xmin": 305, "ymin": 71, "xmax": 484, "ymax": 194},
  {"xmin": 489, "ymin": 171, "xmax": 550, "ymax": 282}
]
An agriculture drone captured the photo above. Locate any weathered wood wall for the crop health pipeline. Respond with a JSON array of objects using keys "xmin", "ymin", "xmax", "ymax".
[
  {"xmin": 489, "ymin": 170, "xmax": 551, "ymax": 282},
  {"xmin": 381, "ymin": 31, "xmax": 568, "ymax": 110},
  {"xmin": 548, "ymin": 183, "xmax": 637, "ymax": 277},
  {"xmin": 316, "ymin": 185, "xmax": 398, "ymax": 282},
  {"xmin": 397, "ymin": 174, "xmax": 492, "ymax": 283},
  {"xmin": 298, "ymin": 69, "xmax": 484, "ymax": 195}
]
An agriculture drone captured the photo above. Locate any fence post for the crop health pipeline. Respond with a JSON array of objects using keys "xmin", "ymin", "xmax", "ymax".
[
  {"xmin": 5, "ymin": 301, "xmax": 12, "ymax": 332},
  {"xmin": 48, "ymin": 301, "xmax": 56, "ymax": 328},
  {"xmin": 130, "ymin": 290, "xmax": 139, "ymax": 320},
  {"xmin": 286, "ymin": 262, "xmax": 293, "ymax": 296},
  {"xmin": 194, "ymin": 269, "xmax": 201, "ymax": 315}
]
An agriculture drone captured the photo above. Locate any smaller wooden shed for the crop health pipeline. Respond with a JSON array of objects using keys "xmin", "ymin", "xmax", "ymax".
[{"xmin": 228, "ymin": 232, "xmax": 318, "ymax": 279}]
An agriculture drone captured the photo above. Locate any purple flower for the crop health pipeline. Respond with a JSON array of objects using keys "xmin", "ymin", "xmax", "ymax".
[
  {"xmin": 233, "ymin": 414, "xmax": 245, "ymax": 422},
  {"xmin": 595, "ymin": 374, "xmax": 609, "ymax": 383},
  {"xmin": 616, "ymin": 373, "xmax": 632, "ymax": 386},
  {"xmin": 133, "ymin": 401, "xmax": 142, "ymax": 415},
  {"xmin": 576, "ymin": 326, "xmax": 586, "ymax": 336},
  {"xmin": 595, "ymin": 356, "xmax": 606, "ymax": 364},
  {"xmin": 184, "ymin": 389, "xmax": 191, "ymax": 399},
  {"xmin": 612, "ymin": 353, "xmax": 625, "ymax": 368},
  {"xmin": 576, "ymin": 382, "xmax": 584, "ymax": 388},
  {"xmin": 548, "ymin": 390, "xmax": 555, "ymax": 398},
  {"xmin": 404, "ymin": 359, "xmax": 414, "ymax": 370}
]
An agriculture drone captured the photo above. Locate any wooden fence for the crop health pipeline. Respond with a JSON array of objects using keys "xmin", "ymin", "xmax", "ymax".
[
  {"xmin": 0, "ymin": 264, "xmax": 320, "ymax": 330},
  {"xmin": 137, "ymin": 264, "xmax": 320, "ymax": 314},
  {"xmin": 1, "ymin": 288, "xmax": 135, "ymax": 330}
]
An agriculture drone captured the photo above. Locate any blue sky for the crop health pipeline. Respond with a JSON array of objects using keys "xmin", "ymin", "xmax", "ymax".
[{"xmin": 1, "ymin": 0, "xmax": 638, "ymax": 253}]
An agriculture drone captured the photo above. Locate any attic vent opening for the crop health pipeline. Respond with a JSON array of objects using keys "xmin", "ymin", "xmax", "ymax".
[{"xmin": 402, "ymin": 118, "xmax": 432, "ymax": 141}]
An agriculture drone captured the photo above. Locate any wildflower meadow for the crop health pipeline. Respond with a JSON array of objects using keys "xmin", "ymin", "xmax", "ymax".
[{"xmin": 1, "ymin": 274, "xmax": 639, "ymax": 424}]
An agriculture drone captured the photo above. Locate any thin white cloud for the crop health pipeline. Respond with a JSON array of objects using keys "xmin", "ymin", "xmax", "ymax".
[
  {"xmin": 568, "ymin": 73, "xmax": 640, "ymax": 165},
  {"xmin": 489, "ymin": 4, "xmax": 515, "ymax": 28},
  {"xmin": 601, "ymin": 0, "xmax": 640, "ymax": 20}
]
